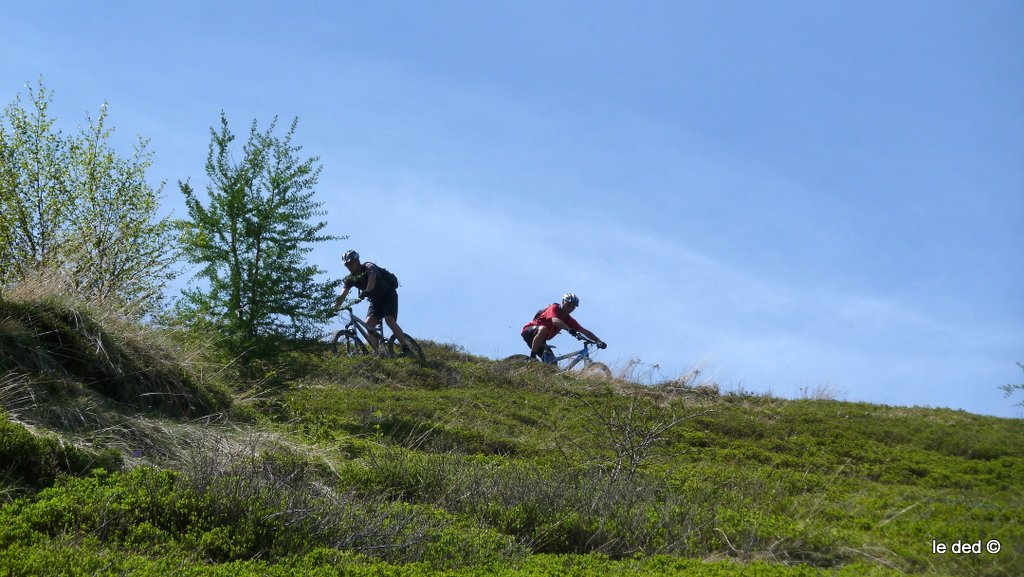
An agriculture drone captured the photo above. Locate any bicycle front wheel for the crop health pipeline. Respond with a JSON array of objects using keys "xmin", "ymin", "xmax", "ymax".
[
  {"xmin": 580, "ymin": 362, "xmax": 612, "ymax": 378},
  {"xmin": 333, "ymin": 330, "xmax": 368, "ymax": 357},
  {"xmin": 388, "ymin": 334, "xmax": 426, "ymax": 362}
]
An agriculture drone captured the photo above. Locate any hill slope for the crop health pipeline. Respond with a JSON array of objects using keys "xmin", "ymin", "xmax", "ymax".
[{"xmin": 1, "ymin": 298, "xmax": 1021, "ymax": 576}]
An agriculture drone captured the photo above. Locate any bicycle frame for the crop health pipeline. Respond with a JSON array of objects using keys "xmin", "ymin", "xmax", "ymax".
[
  {"xmin": 336, "ymin": 304, "xmax": 387, "ymax": 352},
  {"xmin": 331, "ymin": 300, "xmax": 426, "ymax": 361},
  {"xmin": 542, "ymin": 334, "xmax": 599, "ymax": 372}
]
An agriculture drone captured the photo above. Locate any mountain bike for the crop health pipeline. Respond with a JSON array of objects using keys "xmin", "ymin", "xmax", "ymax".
[
  {"xmin": 506, "ymin": 332, "xmax": 611, "ymax": 377},
  {"xmin": 331, "ymin": 300, "xmax": 426, "ymax": 362}
]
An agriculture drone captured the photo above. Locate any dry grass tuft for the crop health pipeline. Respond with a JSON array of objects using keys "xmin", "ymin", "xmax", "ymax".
[{"xmin": 1, "ymin": 287, "xmax": 229, "ymax": 418}]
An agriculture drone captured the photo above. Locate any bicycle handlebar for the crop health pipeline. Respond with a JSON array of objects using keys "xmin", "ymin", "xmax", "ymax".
[
  {"xmin": 335, "ymin": 297, "xmax": 365, "ymax": 314},
  {"xmin": 569, "ymin": 331, "xmax": 606, "ymax": 349},
  {"xmin": 570, "ymin": 331, "xmax": 596, "ymax": 344}
]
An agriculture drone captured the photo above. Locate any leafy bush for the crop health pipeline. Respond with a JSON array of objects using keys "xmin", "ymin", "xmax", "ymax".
[
  {"xmin": 0, "ymin": 446, "xmax": 524, "ymax": 569},
  {"xmin": 0, "ymin": 413, "xmax": 121, "ymax": 496}
]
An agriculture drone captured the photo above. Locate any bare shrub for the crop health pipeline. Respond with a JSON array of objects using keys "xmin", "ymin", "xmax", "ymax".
[
  {"xmin": 566, "ymin": 394, "xmax": 710, "ymax": 483},
  {"xmin": 656, "ymin": 363, "xmax": 721, "ymax": 400},
  {"xmin": 614, "ymin": 357, "xmax": 669, "ymax": 384},
  {"xmin": 799, "ymin": 383, "xmax": 842, "ymax": 401}
]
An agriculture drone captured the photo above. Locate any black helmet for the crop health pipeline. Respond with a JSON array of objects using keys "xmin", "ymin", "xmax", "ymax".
[{"xmin": 342, "ymin": 250, "xmax": 360, "ymax": 264}]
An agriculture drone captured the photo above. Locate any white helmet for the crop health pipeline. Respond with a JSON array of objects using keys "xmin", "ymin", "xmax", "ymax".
[
  {"xmin": 562, "ymin": 292, "xmax": 579, "ymax": 306},
  {"xmin": 342, "ymin": 250, "xmax": 360, "ymax": 264}
]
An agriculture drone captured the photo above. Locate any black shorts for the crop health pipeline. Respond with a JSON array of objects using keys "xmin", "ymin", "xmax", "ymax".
[
  {"xmin": 521, "ymin": 326, "xmax": 539, "ymax": 348},
  {"xmin": 367, "ymin": 289, "xmax": 398, "ymax": 320}
]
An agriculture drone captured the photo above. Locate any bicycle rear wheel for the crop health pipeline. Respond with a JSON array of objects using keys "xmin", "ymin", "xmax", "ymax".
[
  {"xmin": 388, "ymin": 334, "xmax": 426, "ymax": 362},
  {"xmin": 333, "ymin": 329, "xmax": 367, "ymax": 357}
]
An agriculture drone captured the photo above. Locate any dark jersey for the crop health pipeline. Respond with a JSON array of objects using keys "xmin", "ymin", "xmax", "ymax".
[{"xmin": 343, "ymin": 263, "xmax": 391, "ymax": 297}]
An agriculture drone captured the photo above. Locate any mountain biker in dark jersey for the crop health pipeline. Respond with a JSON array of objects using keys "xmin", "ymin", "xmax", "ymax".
[
  {"xmin": 333, "ymin": 250, "xmax": 411, "ymax": 353},
  {"xmin": 521, "ymin": 293, "xmax": 606, "ymax": 360}
]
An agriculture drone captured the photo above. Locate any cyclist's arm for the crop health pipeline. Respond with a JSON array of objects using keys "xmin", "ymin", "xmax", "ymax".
[
  {"xmin": 550, "ymin": 318, "xmax": 597, "ymax": 342},
  {"xmin": 335, "ymin": 276, "xmax": 362, "ymax": 309},
  {"xmin": 364, "ymin": 269, "xmax": 378, "ymax": 294},
  {"xmin": 578, "ymin": 327, "xmax": 602, "ymax": 344},
  {"xmin": 551, "ymin": 317, "xmax": 575, "ymax": 332},
  {"xmin": 334, "ymin": 286, "xmax": 352, "ymax": 310}
]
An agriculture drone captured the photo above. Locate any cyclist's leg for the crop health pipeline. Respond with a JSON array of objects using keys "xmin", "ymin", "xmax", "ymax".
[
  {"xmin": 521, "ymin": 327, "xmax": 537, "ymax": 350},
  {"xmin": 363, "ymin": 312, "xmax": 381, "ymax": 348},
  {"xmin": 522, "ymin": 327, "xmax": 548, "ymax": 361},
  {"xmin": 384, "ymin": 315, "xmax": 408, "ymax": 348},
  {"xmin": 378, "ymin": 291, "xmax": 408, "ymax": 348},
  {"xmin": 370, "ymin": 290, "xmax": 407, "ymax": 350},
  {"xmin": 530, "ymin": 325, "xmax": 550, "ymax": 358}
]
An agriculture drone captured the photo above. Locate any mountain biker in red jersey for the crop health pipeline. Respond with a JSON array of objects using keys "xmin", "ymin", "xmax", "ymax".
[
  {"xmin": 521, "ymin": 293, "xmax": 606, "ymax": 360},
  {"xmin": 333, "ymin": 250, "xmax": 411, "ymax": 354}
]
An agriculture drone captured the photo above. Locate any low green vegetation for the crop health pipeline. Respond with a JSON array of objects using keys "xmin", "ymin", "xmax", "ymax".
[{"xmin": 1, "ymin": 297, "xmax": 1020, "ymax": 576}]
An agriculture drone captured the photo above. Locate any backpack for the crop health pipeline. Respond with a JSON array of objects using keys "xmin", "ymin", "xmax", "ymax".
[{"xmin": 366, "ymin": 262, "xmax": 399, "ymax": 289}]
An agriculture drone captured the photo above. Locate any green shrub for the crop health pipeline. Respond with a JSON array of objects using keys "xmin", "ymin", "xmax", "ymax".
[{"xmin": 0, "ymin": 414, "xmax": 121, "ymax": 495}]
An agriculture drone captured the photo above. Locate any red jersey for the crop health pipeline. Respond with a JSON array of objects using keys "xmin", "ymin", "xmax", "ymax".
[{"xmin": 522, "ymin": 303, "xmax": 582, "ymax": 341}]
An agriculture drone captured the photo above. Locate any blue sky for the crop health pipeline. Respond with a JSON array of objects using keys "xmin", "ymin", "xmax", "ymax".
[{"xmin": 4, "ymin": 1, "xmax": 1022, "ymax": 417}]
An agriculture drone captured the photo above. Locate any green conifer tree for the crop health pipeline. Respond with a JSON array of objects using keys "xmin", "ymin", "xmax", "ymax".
[{"xmin": 176, "ymin": 113, "xmax": 341, "ymax": 358}]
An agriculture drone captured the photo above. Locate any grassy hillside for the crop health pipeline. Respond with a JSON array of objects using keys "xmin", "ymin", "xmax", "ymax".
[{"xmin": 1, "ymin": 297, "xmax": 1020, "ymax": 576}]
